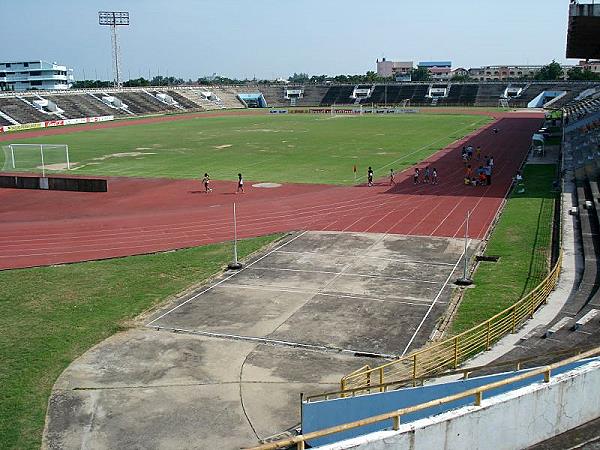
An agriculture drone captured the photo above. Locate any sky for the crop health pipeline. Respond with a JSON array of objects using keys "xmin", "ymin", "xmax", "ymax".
[{"xmin": 1, "ymin": 0, "xmax": 576, "ymax": 81}]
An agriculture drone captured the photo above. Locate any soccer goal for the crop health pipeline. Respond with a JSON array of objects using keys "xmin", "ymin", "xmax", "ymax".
[{"xmin": 1, "ymin": 144, "xmax": 71, "ymax": 177}]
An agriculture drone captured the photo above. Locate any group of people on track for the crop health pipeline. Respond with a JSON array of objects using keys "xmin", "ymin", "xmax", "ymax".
[
  {"xmin": 462, "ymin": 144, "xmax": 494, "ymax": 187},
  {"xmin": 201, "ymin": 172, "xmax": 244, "ymax": 194},
  {"xmin": 366, "ymin": 166, "xmax": 439, "ymax": 186},
  {"xmin": 412, "ymin": 166, "xmax": 438, "ymax": 185}
]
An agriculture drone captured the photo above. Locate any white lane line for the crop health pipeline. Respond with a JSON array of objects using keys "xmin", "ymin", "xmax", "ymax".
[
  {"xmin": 251, "ymin": 266, "xmax": 444, "ymax": 284},
  {"xmin": 273, "ymin": 250, "xmax": 458, "ymax": 266},
  {"xmin": 146, "ymin": 231, "xmax": 308, "ymax": 327},
  {"xmin": 400, "ymin": 246, "xmax": 466, "ymax": 356},
  {"xmin": 219, "ymin": 284, "xmax": 439, "ymax": 307}
]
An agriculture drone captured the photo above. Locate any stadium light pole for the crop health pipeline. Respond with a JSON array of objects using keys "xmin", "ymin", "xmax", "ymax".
[{"xmin": 99, "ymin": 11, "xmax": 130, "ymax": 88}]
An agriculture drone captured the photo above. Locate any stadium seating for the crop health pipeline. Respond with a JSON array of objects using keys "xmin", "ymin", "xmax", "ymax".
[
  {"xmin": 211, "ymin": 87, "xmax": 246, "ymax": 108},
  {"xmin": 320, "ymin": 86, "xmax": 355, "ymax": 105},
  {"xmin": 45, "ymin": 94, "xmax": 129, "ymax": 119},
  {"xmin": 257, "ymin": 85, "xmax": 286, "ymax": 107},
  {"xmin": 474, "ymin": 83, "xmax": 507, "ymax": 106},
  {"xmin": 163, "ymin": 90, "xmax": 204, "ymax": 110},
  {"xmin": 409, "ymin": 84, "xmax": 429, "ymax": 103},
  {"xmin": 438, "ymin": 84, "xmax": 479, "ymax": 106},
  {"xmin": 175, "ymin": 89, "xmax": 223, "ymax": 110},
  {"xmin": 0, "ymin": 96, "xmax": 53, "ymax": 124},
  {"xmin": 2, "ymin": 83, "xmax": 600, "ymax": 128},
  {"xmin": 0, "ymin": 115, "xmax": 13, "ymax": 127},
  {"xmin": 108, "ymin": 91, "xmax": 177, "ymax": 114}
]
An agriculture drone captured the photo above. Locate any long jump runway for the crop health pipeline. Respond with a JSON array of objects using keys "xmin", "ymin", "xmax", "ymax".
[{"xmin": 0, "ymin": 113, "xmax": 543, "ymax": 270}]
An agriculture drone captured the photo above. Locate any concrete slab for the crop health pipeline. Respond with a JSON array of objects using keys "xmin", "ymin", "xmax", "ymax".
[
  {"xmin": 152, "ymin": 286, "xmax": 310, "ymax": 338},
  {"xmin": 268, "ymin": 293, "xmax": 437, "ymax": 354},
  {"xmin": 45, "ymin": 384, "xmax": 256, "ymax": 450},
  {"xmin": 242, "ymin": 345, "xmax": 384, "ymax": 438},
  {"xmin": 53, "ymin": 329, "xmax": 256, "ymax": 390}
]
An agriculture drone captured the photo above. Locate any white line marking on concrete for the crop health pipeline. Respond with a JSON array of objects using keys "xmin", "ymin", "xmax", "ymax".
[
  {"xmin": 273, "ymin": 250, "xmax": 457, "ymax": 266},
  {"xmin": 400, "ymin": 246, "xmax": 466, "ymax": 356},
  {"xmin": 146, "ymin": 231, "xmax": 308, "ymax": 327},
  {"xmin": 251, "ymin": 266, "xmax": 444, "ymax": 284},
  {"xmin": 219, "ymin": 283, "xmax": 438, "ymax": 307}
]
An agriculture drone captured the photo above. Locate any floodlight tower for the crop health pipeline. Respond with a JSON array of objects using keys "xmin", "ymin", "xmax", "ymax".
[{"xmin": 98, "ymin": 11, "xmax": 130, "ymax": 88}]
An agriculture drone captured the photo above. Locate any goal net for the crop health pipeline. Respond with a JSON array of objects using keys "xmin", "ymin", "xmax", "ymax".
[{"xmin": 1, "ymin": 144, "xmax": 71, "ymax": 176}]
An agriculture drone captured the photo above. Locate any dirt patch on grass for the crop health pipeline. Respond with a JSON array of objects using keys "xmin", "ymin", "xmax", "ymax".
[
  {"xmin": 37, "ymin": 162, "xmax": 77, "ymax": 170},
  {"xmin": 92, "ymin": 152, "xmax": 157, "ymax": 161}
]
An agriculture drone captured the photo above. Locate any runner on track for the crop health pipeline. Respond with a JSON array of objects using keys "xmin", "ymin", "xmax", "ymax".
[{"xmin": 202, "ymin": 173, "xmax": 212, "ymax": 193}]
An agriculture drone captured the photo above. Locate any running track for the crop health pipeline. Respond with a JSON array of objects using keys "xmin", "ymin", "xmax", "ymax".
[{"xmin": 0, "ymin": 112, "xmax": 544, "ymax": 270}]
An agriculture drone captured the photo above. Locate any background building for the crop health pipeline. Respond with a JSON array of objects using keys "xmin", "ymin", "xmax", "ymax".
[
  {"xmin": 468, "ymin": 65, "xmax": 573, "ymax": 81},
  {"xmin": 418, "ymin": 61, "xmax": 452, "ymax": 81},
  {"xmin": 0, "ymin": 61, "xmax": 73, "ymax": 91},
  {"xmin": 578, "ymin": 60, "xmax": 600, "ymax": 73},
  {"xmin": 376, "ymin": 58, "xmax": 413, "ymax": 79}
]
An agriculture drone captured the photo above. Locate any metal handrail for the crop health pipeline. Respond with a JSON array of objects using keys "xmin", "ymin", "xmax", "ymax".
[
  {"xmin": 306, "ymin": 344, "xmax": 590, "ymax": 402},
  {"xmin": 340, "ymin": 251, "xmax": 562, "ymax": 392},
  {"xmin": 247, "ymin": 345, "xmax": 600, "ymax": 450}
]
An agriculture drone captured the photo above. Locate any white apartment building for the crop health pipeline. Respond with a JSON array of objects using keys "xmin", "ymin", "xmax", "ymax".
[{"xmin": 0, "ymin": 60, "xmax": 74, "ymax": 91}]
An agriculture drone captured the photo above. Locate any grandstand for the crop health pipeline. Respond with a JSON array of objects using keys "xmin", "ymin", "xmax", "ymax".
[{"xmin": 2, "ymin": 83, "xmax": 600, "ymax": 129}]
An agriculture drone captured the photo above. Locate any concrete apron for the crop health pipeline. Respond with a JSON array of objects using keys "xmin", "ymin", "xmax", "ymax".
[{"xmin": 43, "ymin": 231, "xmax": 480, "ymax": 450}]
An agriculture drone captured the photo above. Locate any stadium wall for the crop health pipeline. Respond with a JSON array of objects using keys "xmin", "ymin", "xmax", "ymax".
[
  {"xmin": 316, "ymin": 360, "xmax": 600, "ymax": 450},
  {"xmin": 0, "ymin": 115, "xmax": 113, "ymax": 133}
]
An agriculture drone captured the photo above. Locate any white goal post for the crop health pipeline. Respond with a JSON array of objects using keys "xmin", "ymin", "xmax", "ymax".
[{"xmin": 2, "ymin": 144, "xmax": 70, "ymax": 177}]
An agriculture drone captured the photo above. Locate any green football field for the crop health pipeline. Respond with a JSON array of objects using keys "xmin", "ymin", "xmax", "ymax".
[{"xmin": 1, "ymin": 113, "xmax": 491, "ymax": 184}]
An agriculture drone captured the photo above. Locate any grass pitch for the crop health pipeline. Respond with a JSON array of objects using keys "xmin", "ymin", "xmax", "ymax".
[
  {"xmin": 2, "ymin": 113, "xmax": 491, "ymax": 184},
  {"xmin": 0, "ymin": 234, "xmax": 282, "ymax": 450},
  {"xmin": 452, "ymin": 164, "xmax": 557, "ymax": 333}
]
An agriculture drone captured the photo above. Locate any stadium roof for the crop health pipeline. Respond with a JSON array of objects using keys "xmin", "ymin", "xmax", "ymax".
[{"xmin": 567, "ymin": 3, "xmax": 600, "ymax": 59}]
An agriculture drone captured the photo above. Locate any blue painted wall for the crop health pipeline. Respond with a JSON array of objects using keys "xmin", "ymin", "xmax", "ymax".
[
  {"xmin": 302, "ymin": 358, "xmax": 599, "ymax": 447},
  {"xmin": 527, "ymin": 90, "xmax": 566, "ymax": 108},
  {"xmin": 237, "ymin": 92, "xmax": 267, "ymax": 107}
]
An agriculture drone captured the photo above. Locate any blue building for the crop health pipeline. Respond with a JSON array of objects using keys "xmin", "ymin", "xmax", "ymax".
[
  {"xmin": 0, "ymin": 61, "xmax": 74, "ymax": 91},
  {"xmin": 418, "ymin": 61, "xmax": 452, "ymax": 68}
]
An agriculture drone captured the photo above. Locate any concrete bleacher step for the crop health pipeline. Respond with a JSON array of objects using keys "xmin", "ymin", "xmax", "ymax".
[
  {"xmin": 520, "ymin": 325, "xmax": 546, "ymax": 342},
  {"xmin": 544, "ymin": 317, "xmax": 571, "ymax": 338},
  {"xmin": 572, "ymin": 309, "xmax": 598, "ymax": 330}
]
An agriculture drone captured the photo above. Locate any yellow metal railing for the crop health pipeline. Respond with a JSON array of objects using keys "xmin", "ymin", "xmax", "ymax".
[
  {"xmin": 247, "ymin": 345, "xmax": 600, "ymax": 450},
  {"xmin": 340, "ymin": 251, "xmax": 563, "ymax": 393}
]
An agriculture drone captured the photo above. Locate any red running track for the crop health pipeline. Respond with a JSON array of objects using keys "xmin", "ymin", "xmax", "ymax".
[{"xmin": 0, "ymin": 112, "xmax": 543, "ymax": 270}]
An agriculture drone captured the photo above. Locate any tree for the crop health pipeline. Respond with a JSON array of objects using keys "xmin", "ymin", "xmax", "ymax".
[
  {"xmin": 288, "ymin": 72, "xmax": 310, "ymax": 83},
  {"xmin": 309, "ymin": 75, "xmax": 328, "ymax": 84},
  {"xmin": 72, "ymin": 80, "xmax": 112, "ymax": 88},
  {"xmin": 411, "ymin": 67, "xmax": 431, "ymax": 82},
  {"xmin": 450, "ymin": 74, "xmax": 472, "ymax": 82},
  {"xmin": 567, "ymin": 66, "xmax": 600, "ymax": 81},
  {"xmin": 534, "ymin": 61, "xmax": 563, "ymax": 81},
  {"xmin": 123, "ymin": 77, "xmax": 150, "ymax": 87}
]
